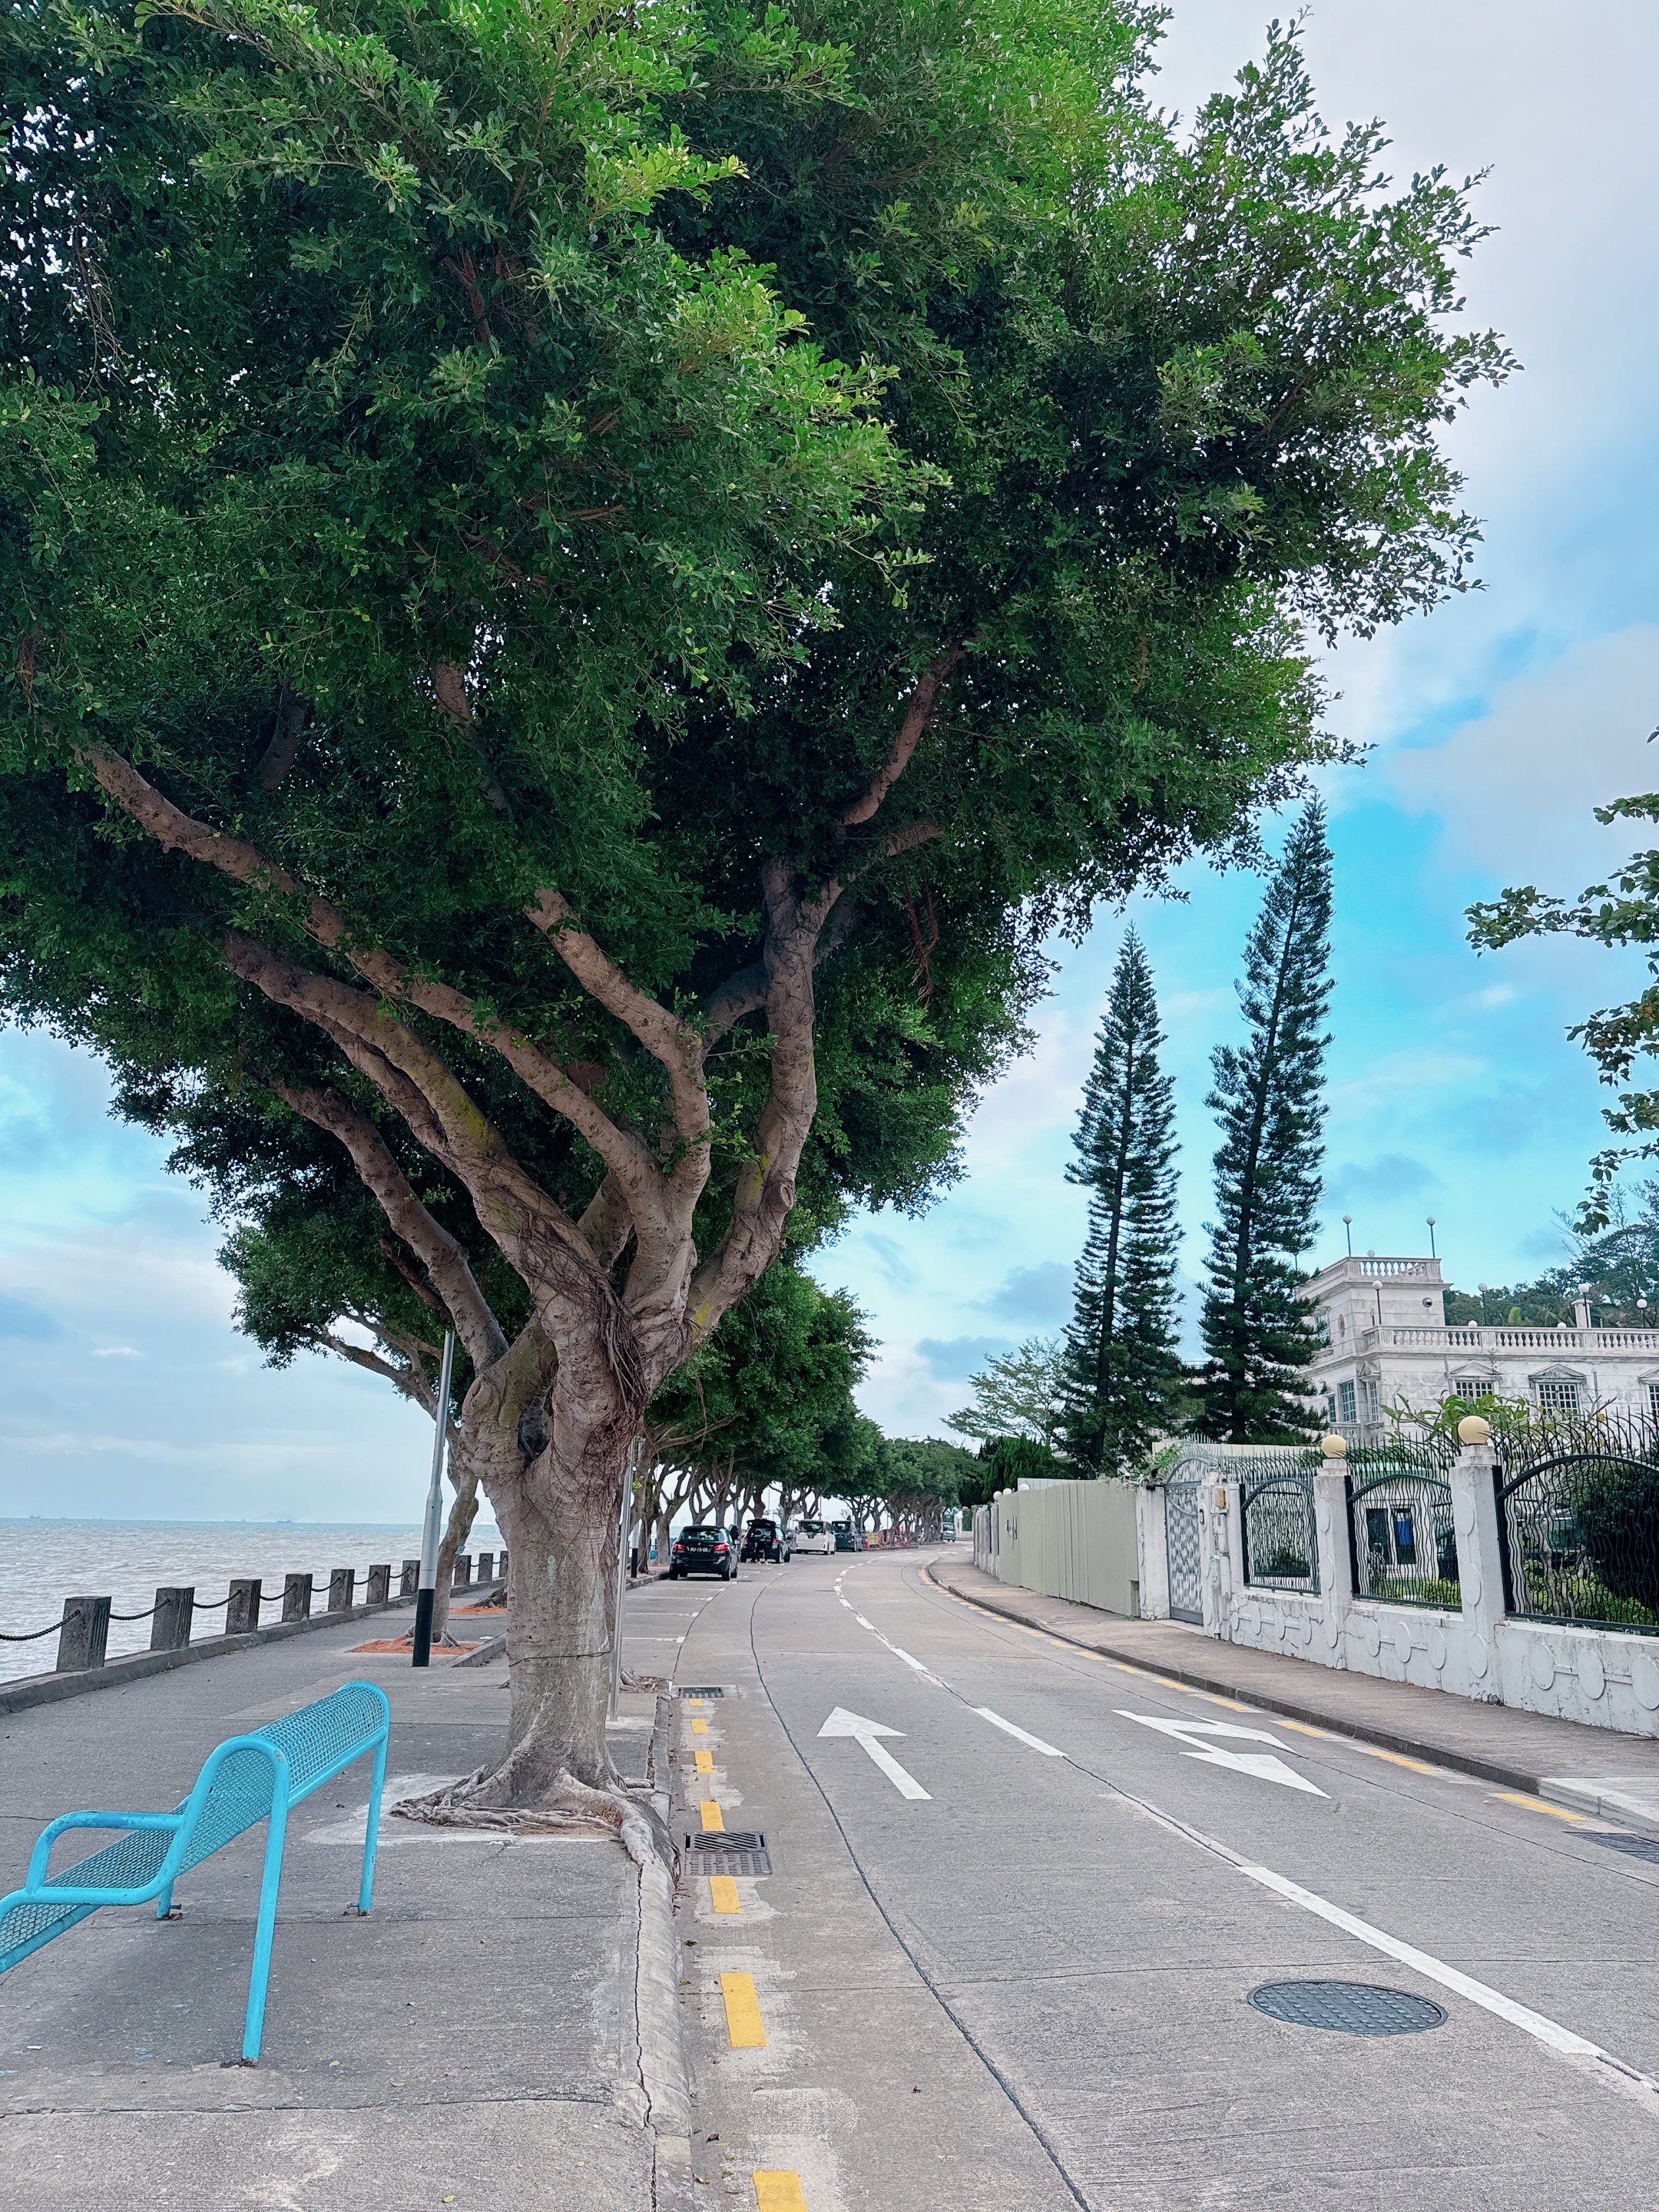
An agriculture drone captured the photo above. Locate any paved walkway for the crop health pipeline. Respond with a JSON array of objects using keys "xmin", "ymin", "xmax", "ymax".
[
  {"xmin": 1, "ymin": 1611, "xmax": 667, "ymax": 2212},
  {"xmin": 934, "ymin": 1559, "xmax": 1659, "ymax": 1825}
]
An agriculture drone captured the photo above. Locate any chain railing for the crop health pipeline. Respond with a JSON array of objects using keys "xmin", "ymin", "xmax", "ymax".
[
  {"xmin": 1237, "ymin": 1448, "xmax": 1322, "ymax": 1594},
  {"xmin": 1345, "ymin": 1435, "xmax": 1461, "ymax": 1610},
  {"xmin": 1493, "ymin": 1413, "xmax": 1659, "ymax": 1634}
]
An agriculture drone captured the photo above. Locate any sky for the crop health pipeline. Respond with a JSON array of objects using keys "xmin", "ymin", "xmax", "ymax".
[{"xmin": 2, "ymin": 2, "xmax": 1657, "ymax": 1520}]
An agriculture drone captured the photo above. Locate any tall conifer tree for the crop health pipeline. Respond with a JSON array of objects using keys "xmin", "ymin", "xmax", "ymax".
[
  {"xmin": 1198, "ymin": 803, "xmax": 1333, "ymax": 1439},
  {"xmin": 1061, "ymin": 931, "xmax": 1184, "ymax": 1470}
]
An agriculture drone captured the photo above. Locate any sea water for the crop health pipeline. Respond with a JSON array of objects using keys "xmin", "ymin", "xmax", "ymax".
[{"xmin": 0, "ymin": 1518, "xmax": 504, "ymax": 1684}]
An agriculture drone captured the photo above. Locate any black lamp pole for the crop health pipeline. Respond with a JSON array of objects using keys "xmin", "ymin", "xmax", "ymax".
[{"xmin": 412, "ymin": 1329, "xmax": 456, "ymax": 1668}]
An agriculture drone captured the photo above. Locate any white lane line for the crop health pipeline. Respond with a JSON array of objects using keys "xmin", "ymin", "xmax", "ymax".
[
  {"xmin": 973, "ymin": 1707, "xmax": 1063, "ymax": 1757},
  {"xmin": 1118, "ymin": 1711, "xmax": 1326, "ymax": 1797},
  {"xmin": 818, "ymin": 1707, "xmax": 931, "ymax": 1800},
  {"xmin": 854, "ymin": 1614, "xmax": 945, "ymax": 1687},
  {"xmin": 1240, "ymin": 1862, "xmax": 1656, "ymax": 2083}
]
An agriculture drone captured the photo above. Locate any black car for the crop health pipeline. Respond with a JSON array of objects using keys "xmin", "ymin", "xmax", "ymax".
[
  {"xmin": 668, "ymin": 1525, "xmax": 737, "ymax": 1580},
  {"xmin": 832, "ymin": 1519, "xmax": 866, "ymax": 1552},
  {"xmin": 741, "ymin": 1518, "xmax": 791, "ymax": 1563}
]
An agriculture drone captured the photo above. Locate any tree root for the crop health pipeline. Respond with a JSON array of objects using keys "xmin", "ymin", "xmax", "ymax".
[{"xmin": 392, "ymin": 1764, "xmax": 672, "ymax": 1868}]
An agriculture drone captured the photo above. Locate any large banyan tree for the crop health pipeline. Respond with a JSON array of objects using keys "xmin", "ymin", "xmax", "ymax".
[{"xmin": 0, "ymin": 0, "xmax": 1508, "ymax": 1833}]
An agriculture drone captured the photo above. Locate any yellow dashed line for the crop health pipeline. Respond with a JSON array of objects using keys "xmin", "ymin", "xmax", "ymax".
[
  {"xmin": 692, "ymin": 1716, "xmax": 709, "ymax": 1735},
  {"xmin": 709, "ymin": 1875, "xmax": 741, "ymax": 1915},
  {"xmin": 753, "ymin": 2172, "xmax": 807, "ymax": 2210},
  {"xmin": 695, "ymin": 1749, "xmax": 714, "ymax": 1773},
  {"xmin": 1200, "ymin": 1694, "xmax": 1257, "ymax": 1713},
  {"xmin": 720, "ymin": 1971, "xmax": 767, "ymax": 2048},
  {"xmin": 1276, "ymin": 1718, "xmax": 1330, "ymax": 1738},
  {"xmin": 700, "ymin": 1800, "xmax": 725, "ymax": 1832},
  {"xmin": 1494, "ymin": 1790, "xmax": 1585, "ymax": 1822},
  {"xmin": 687, "ymin": 1697, "xmax": 705, "ymax": 1708},
  {"xmin": 1357, "ymin": 1745, "xmax": 1444, "ymax": 1777}
]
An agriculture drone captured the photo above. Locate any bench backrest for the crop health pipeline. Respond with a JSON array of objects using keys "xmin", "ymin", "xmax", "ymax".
[{"xmin": 177, "ymin": 1681, "xmax": 390, "ymax": 1872}]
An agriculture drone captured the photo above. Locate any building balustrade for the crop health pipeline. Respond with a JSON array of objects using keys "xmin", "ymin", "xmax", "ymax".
[{"xmin": 1356, "ymin": 1324, "xmax": 1659, "ymax": 1356}]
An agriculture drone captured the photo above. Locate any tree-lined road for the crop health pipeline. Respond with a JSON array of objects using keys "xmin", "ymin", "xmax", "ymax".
[{"xmin": 624, "ymin": 1548, "xmax": 1659, "ymax": 2209}]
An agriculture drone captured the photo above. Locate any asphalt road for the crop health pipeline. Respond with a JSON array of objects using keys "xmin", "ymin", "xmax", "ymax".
[{"xmin": 624, "ymin": 1544, "xmax": 1659, "ymax": 2211}]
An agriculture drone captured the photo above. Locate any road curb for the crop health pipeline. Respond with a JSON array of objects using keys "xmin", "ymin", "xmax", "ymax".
[
  {"xmin": 634, "ymin": 1690, "xmax": 694, "ymax": 2209},
  {"xmin": 926, "ymin": 1565, "xmax": 1580, "ymax": 1803}
]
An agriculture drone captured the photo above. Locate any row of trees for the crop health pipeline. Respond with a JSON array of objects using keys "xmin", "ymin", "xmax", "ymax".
[
  {"xmin": 2, "ymin": 0, "xmax": 1504, "ymax": 1824},
  {"xmin": 952, "ymin": 800, "xmax": 1335, "ymax": 1469}
]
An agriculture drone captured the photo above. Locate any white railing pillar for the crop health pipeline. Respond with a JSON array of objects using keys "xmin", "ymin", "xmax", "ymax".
[
  {"xmin": 1449, "ymin": 1426, "xmax": 1506, "ymax": 1702},
  {"xmin": 1136, "ymin": 1485, "xmax": 1170, "ymax": 1619}
]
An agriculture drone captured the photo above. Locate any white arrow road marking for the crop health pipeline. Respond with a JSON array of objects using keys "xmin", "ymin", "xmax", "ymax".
[
  {"xmin": 817, "ymin": 1707, "xmax": 932, "ymax": 1800},
  {"xmin": 1118, "ymin": 1711, "xmax": 1327, "ymax": 1797},
  {"xmin": 972, "ymin": 1707, "xmax": 1063, "ymax": 1756}
]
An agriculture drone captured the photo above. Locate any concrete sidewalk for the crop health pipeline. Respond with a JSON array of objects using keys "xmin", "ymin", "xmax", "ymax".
[
  {"xmin": 0, "ymin": 1611, "xmax": 680, "ymax": 2212},
  {"xmin": 932, "ymin": 1559, "xmax": 1659, "ymax": 1827}
]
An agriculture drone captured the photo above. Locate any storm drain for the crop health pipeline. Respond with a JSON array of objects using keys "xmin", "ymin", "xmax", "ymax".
[
  {"xmin": 1591, "ymin": 1832, "xmax": 1659, "ymax": 1866},
  {"xmin": 679, "ymin": 1685, "xmax": 725, "ymax": 1698},
  {"xmin": 684, "ymin": 1830, "xmax": 771, "ymax": 1876},
  {"xmin": 1248, "ymin": 1981, "xmax": 1447, "ymax": 2036}
]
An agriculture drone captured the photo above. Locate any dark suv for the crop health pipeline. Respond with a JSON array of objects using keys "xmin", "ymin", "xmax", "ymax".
[
  {"xmin": 741, "ymin": 1518, "xmax": 791, "ymax": 1563},
  {"xmin": 832, "ymin": 1520, "xmax": 865, "ymax": 1552},
  {"xmin": 668, "ymin": 1525, "xmax": 737, "ymax": 1581}
]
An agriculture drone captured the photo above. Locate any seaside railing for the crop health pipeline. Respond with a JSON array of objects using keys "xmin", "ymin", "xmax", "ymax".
[{"xmin": 0, "ymin": 1551, "xmax": 508, "ymax": 1678}]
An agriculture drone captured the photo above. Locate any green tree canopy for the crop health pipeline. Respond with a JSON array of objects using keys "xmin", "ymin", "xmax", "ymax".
[{"xmin": 1, "ymin": 1, "xmax": 1507, "ymax": 1821}]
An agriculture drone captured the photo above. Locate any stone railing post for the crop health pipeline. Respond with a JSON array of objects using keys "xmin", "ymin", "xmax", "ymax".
[
  {"xmin": 57, "ymin": 1595, "xmax": 111, "ymax": 1673},
  {"xmin": 399, "ymin": 1558, "xmax": 419, "ymax": 1598},
  {"xmin": 1311, "ymin": 1455, "xmax": 1352, "ymax": 1667},
  {"xmin": 453, "ymin": 1555, "xmax": 472, "ymax": 1588},
  {"xmin": 498, "ymin": 1549, "xmax": 509, "ymax": 1583},
  {"xmin": 226, "ymin": 1578, "xmax": 262, "ymax": 1635},
  {"xmin": 326, "ymin": 1568, "xmax": 356, "ymax": 1613},
  {"xmin": 1200, "ymin": 1477, "xmax": 1235, "ymax": 1637},
  {"xmin": 1450, "ymin": 1420, "xmax": 1506, "ymax": 1703},
  {"xmin": 282, "ymin": 1572, "xmax": 313, "ymax": 1622},
  {"xmin": 475, "ymin": 1551, "xmax": 494, "ymax": 1582},
  {"xmin": 150, "ymin": 1586, "xmax": 194, "ymax": 1653},
  {"xmin": 366, "ymin": 1564, "xmax": 392, "ymax": 1605},
  {"xmin": 1136, "ymin": 1485, "xmax": 1171, "ymax": 1618}
]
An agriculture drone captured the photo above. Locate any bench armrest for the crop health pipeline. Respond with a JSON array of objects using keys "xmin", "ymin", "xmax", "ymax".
[{"xmin": 26, "ymin": 1811, "xmax": 185, "ymax": 1897}]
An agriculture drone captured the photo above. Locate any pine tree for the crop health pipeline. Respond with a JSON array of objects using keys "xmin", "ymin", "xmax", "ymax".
[
  {"xmin": 1060, "ymin": 930, "xmax": 1185, "ymax": 1472},
  {"xmin": 1197, "ymin": 801, "xmax": 1333, "ymax": 1440}
]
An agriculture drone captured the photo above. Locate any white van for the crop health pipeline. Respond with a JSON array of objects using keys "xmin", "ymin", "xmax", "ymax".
[{"xmin": 793, "ymin": 1518, "xmax": 836, "ymax": 1555}]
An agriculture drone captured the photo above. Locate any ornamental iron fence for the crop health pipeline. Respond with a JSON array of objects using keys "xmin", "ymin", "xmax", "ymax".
[
  {"xmin": 1344, "ymin": 1436, "xmax": 1460, "ymax": 1610},
  {"xmin": 1493, "ymin": 1414, "xmax": 1659, "ymax": 1635},
  {"xmin": 1164, "ymin": 1482, "xmax": 1204, "ymax": 1624},
  {"xmin": 1238, "ymin": 1449, "xmax": 1322, "ymax": 1596}
]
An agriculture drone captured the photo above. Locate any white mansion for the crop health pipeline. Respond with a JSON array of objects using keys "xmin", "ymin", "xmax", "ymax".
[{"xmin": 1301, "ymin": 1252, "xmax": 1659, "ymax": 1442}]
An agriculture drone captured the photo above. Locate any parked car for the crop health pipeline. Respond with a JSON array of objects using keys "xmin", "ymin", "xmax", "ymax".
[
  {"xmin": 667, "ymin": 1525, "xmax": 737, "ymax": 1580},
  {"xmin": 741, "ymin": 1517, "xmax": 791, "ymax": 1563},
  {"xmin": 793, "ymin": 1518, "xmax": 836, "ymax": 1556},
  {"xmin": 831, "ymin": 1520, "xmax": 865, "ymax": 1552}
]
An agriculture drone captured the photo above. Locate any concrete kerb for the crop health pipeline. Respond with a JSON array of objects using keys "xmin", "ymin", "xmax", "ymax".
[
  {"xmin": 637, "ymin": 1688, "xmax": 693, "ymax": 2210},
  {"xmin": 926, "ymin": 1563, "xmax": 1609, "ymax": 1808}
]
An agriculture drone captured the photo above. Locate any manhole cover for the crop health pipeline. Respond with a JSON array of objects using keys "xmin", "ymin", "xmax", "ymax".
[
  {"xmin": 1247, "ymin": 1981, "xmax": 1447, "ymax": 2035},
  {"xmin": 679, "ymin": 1686, "xmax": 725, "ymax": 1698},
  {"xmin": 684, "ymin": 1830, "xmax": 771, "ymax": 1875},
  {"xmin": 1591, "ymin": 1832, "xmax": 1659, "ymax": 1866}
]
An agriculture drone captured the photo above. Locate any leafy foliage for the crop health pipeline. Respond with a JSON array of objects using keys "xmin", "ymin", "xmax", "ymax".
[
  {"xmin": 1197, "ymin": 800, "xmax": 1333, "ymax": 1440},
  {"xmin": 948, "ymin": 1336, "xmax": 1068, "ymax": 1452},
  {"xmin": 1059, "ymin": 929, "xmax": 1184, "ymax": 1470}
]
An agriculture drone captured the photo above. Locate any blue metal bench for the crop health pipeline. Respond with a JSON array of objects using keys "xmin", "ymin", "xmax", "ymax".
[{"xmin": 0, "ymin": 1678, "xmax": 390, "ymax": 2063}]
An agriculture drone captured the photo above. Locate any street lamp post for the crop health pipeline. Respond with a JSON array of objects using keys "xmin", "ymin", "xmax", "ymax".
[
  {"xmin": 1426, "ymin": 1216, "xmax": 1436, "ymax": 1258},
  {"xmin": 412, "ymin": 1328, "xmax": 456, "ymax": 1669},
  {"xmin": 1343, "ymin": 1214, "xmax": 1353, "ymax": 1257}
]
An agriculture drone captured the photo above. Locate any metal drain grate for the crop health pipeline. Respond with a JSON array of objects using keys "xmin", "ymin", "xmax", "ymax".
[
  {"xmin": 1248, "ymin": 1981, "xmax": 1447, "ymax": 2036},
  {"xmin": 684, "ymin": 1830, "xmax": 770, "ymax": 1875},
  {"xmin": 1591, "ymin": 1832, "xmax": 1659, "ymax": 1866},
  {"xmin": 679, "ymin": 1686, "xmax": 725, "ymax": 1697}
]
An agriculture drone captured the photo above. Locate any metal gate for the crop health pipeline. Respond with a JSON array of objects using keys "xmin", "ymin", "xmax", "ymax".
[{"xmin": 1164, "ymin": 1481, "xmax": 1204, "ymax": 1624}]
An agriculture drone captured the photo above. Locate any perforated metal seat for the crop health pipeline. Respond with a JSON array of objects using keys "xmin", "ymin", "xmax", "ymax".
[{"xmin": 0, "ymin": 1679, "xmax": 391, "ymax": 2062}]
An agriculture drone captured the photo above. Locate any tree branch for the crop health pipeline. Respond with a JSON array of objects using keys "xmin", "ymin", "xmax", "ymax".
[
  {"xmin": 835, "ymin": 647, "xmax": 965, "ymax": 833},
  {"xmin": 270, "ymin": 1078, "xmax": 509, "ymax": 1368}
]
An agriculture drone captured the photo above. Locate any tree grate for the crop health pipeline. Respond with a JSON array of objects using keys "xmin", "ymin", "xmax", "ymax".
[
  {"xmin": 1248, "ymin": 1980, "xmax": 1447, "ymax": 2035},
  {"xmin": 684, "ymin": 1830, "xmax": 771, "ymax": 1875},
  {"xmin": 1591, "ymin": 1831, "xmax": 1659, "ymax": 1866}
]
